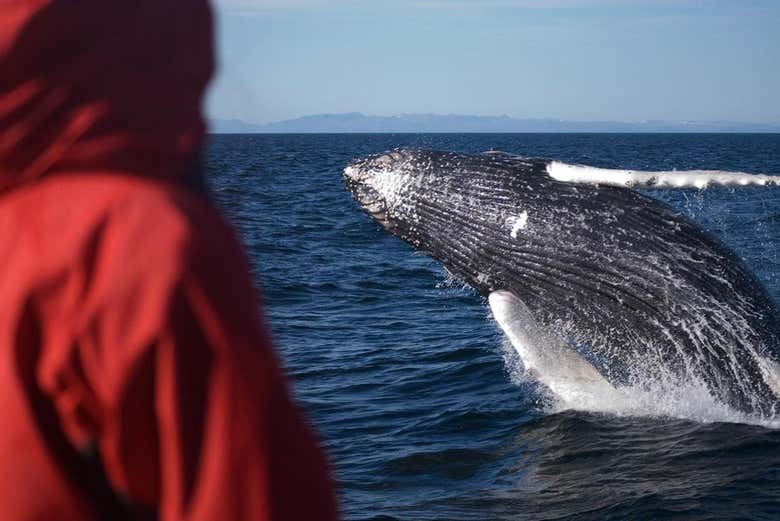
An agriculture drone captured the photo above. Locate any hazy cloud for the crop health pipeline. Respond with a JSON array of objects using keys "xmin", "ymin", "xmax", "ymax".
[
  {"xmin": 213, "ymin": 0, "xmax": 328, "ymax": 9},
  {"xmin": 213, "ymin": 0, "xmax": 714, "ymax": 11}
]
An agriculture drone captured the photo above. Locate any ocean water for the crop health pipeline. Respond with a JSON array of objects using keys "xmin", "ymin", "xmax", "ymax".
[{"xmin": 206, "ymin": 134, "xmax": 780, "ymax": 521}]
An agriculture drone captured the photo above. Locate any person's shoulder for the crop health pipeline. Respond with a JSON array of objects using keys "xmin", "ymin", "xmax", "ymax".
[
  {"xmin": 37, "ymin": 173, "xmax": 244, "ymax": 286},
  {"xmin": 107, "ymin": 175, "xmax": 245, "ymax": 280},
  {"xmin": 108, "ymin": 175, "xmax": 228, "ymax": 250}
]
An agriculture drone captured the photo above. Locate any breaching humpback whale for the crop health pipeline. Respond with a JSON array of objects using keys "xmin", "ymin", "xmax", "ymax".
[{"xmin": 344, "ymin": 149, "xmax": 780, "ymax": 417}]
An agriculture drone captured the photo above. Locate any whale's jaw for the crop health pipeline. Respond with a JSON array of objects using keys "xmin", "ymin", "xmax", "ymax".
[{"xmin": 343, "ymin": 164, "xmax": 390, "ymax": 230}]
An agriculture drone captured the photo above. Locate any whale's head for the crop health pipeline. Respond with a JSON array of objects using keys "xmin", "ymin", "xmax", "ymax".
[
  {"xmin": 343, "ymin": 149, "xmax": 550, "ymax": 294},
  {"xmin": 343, "ymin": 150, "xmax": 436, "ymax": 234},
  {"xmin": 343, "ymin": 151, "xmax": 406, "ymax": 233},
  {"xmin": 344, "ymin": 149, "xmax": 495, "ymax": 245}
]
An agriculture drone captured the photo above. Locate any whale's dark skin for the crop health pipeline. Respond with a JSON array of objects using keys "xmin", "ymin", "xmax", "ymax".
[{"xmin": 344, "ymin": 149, "xmax": 780, "ymax": 417}]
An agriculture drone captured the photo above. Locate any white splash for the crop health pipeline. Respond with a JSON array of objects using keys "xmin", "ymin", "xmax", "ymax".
[
  {"xmin": 547, "ymin": 161, "xmax": 780, "ymax": 189},
  {"xmin": 491, "ymin": 290, "xmax": 780, "ymax": 429},
  {"xmin": 505, "ymin": 341, "xmax": 780, "ymax": 428},
  {"xmin": 507, "ymin": 211, "xmax": 529, "ymax": 238},
  {"xmin": 544, "ymin": 375, "xmax": 780, "ymax": 429}
]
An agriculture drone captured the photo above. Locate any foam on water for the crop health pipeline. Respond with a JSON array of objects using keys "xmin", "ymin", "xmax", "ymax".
[
  {"xmin": 547, "ymin": 161, "xmax": 780, "ymax": 189},
  {"xmin": 490, "ymin": 281, "xmax": 780, "ymax": 429},
  {"xmin": 549, "ymin": 374, "xmax": 780, "ymax": 429},
  {"xmin": 498, "ymin": 333, "xmax": 780, "ymax": 429}
]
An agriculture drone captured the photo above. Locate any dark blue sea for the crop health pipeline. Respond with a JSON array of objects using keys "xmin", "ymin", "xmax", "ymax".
[{"xmin": 206, "ymin": 134, "xmax": 780, "ymax": 521}]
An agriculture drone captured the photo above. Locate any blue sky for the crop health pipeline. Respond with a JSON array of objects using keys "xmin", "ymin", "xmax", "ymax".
[{"xmin": 207, "ymin": 0, "xmax": 780, "ymax": 124}]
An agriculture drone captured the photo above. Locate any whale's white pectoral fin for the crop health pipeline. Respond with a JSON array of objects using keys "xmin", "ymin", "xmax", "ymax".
[
  {"xmin": 489, "ymin": 290, "xmax": 613, "ymax": 398},
  {"xmin": 546, "ymin": 161, "xmax": 780, "ymax": 189},
  {"xmin": 757, "ymin": 356, "xmax": 780, "ymax": 398}
]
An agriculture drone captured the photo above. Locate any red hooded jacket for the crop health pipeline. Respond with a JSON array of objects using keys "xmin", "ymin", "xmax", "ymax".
[{"xmin": 0, "ymin": 1, "xmax": 339, "ymax": 520}]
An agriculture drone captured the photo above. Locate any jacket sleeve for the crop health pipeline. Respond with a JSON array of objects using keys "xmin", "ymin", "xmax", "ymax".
[{"xmin": 47, "ymin": 196, "xmax": 339, "ymax": 521}]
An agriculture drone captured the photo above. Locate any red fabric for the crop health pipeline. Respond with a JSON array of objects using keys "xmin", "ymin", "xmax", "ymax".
[{"xmin": 0, "ymin": 2, "xmax": 338, "ymax": 520}]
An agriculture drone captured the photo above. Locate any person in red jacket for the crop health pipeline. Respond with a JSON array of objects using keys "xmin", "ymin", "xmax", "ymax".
[{"xmin": 0, "ymin": 1, "xmax": 339, "ymax": 519}]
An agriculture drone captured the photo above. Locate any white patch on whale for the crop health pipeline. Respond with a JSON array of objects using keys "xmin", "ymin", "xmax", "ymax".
[
  {"xmin": 506, "ymin": 211, "xmax": 528, "ymax": 238},
  {"xmin": 343, "ymin": 165, "xmax": 358, "ymax": 180},
  {"xmin": 546, "ymin": 161, "xmax": 780, "ymax": 189}
]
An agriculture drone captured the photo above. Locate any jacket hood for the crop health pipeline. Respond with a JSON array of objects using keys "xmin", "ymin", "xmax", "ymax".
[{"xmin": 0, "ymin": 0, "xmax": 214, "ymax": 191}]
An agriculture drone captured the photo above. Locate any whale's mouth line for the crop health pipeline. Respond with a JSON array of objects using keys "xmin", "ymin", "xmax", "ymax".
[{"xmin": 360, "ymin": 196, "xmax": 390, "ymax": 226}]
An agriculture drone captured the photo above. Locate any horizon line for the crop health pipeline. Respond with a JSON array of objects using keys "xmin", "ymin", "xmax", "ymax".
[
  {"xmin": 207, "ymin": 130, "xmax": 780, "ymax": 135},
  {"xmin": 210, "ymin": 113, "xmax": 780, "ymax": 128}
]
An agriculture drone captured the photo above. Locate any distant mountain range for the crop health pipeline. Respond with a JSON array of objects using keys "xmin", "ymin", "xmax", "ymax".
[{"xmin": 210, "ymin": 113, "xmax": 780, "ymax": 134}]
